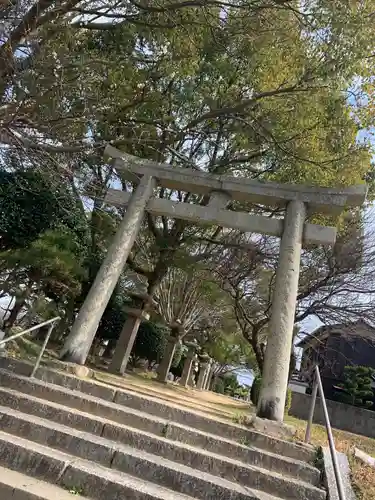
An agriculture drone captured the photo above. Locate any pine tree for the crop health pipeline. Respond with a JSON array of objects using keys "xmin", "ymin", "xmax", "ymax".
[{"xmin": 338, "ymin": 366, "xmax": 375, "ymax": 409}]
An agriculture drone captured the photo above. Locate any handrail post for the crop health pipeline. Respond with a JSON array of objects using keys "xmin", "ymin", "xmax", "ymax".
[
  {"xmin": 314, "ymin": 366, "xmax": 346, "ymax": 500},
  {"xmin": 30, "ymin": 322, "xmax": 56, "ymax": 378},
  {"xmin": 305, "ymin": 372, "xmax": 318, "ymax": 444},
  {"xmin": 0, "ymin": 317, "xmax": 60, "ymax": 346},
  {"xmin": 0, "ymin": 316, "xmax": 60, "ymax": 378}
]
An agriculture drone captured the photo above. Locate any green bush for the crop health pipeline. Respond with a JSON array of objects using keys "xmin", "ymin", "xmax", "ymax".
[
  {"xmin": 250, "ymin": 375, "xmax": 262, "ymax": 406},
  {"xmin": 285, "ymin": 388, "xmax": 292, "ymax": 414},
  {"xmin": 222, "ymin": 373, "xmax": 241, "ymax": 396},
  {"xmin": 251, "ymin": 376, "xmax": 293, "ymax": 413},
  {"xmin": 132, "ymin": 321, "xmax": 168, "ymax": 365},
  {"xmin": 170, "ymin": 354, "xmax": 185, "ymax": 378},
  {"xmin": 213, "ymin": 378, "xmax": 225, "ymax": 394},
  {"xmin": 338, "ymin": 365, "xmax": 375, "ymax": 409},
  {"xmin": 171, "ymin": 341, "xmax": 183, "ymax": 368}
]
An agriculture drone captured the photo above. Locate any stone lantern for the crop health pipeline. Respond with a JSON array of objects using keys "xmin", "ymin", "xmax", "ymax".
[
  {"xmin": 197, "ymin": 353, "xmax": 211, "ymax": 390},
  {"xmin": 156, "ymin": 320, "xmax": 184, "ymax": 383},
  {"xmin": 109, "ymin": 291, "xmax": 156, "ymax": 375},
  {"xmin": 180, "ymin": 340, "xmax": 199, "ymax": 388}
]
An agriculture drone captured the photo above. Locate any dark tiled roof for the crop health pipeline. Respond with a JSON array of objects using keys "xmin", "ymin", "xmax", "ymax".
[{"xmin": 297, "ymin": 320, "xmax": 375, "ymax": 349}]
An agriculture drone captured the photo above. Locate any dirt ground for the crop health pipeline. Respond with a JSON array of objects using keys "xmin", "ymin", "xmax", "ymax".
[{"xmin": 93, "ymin": 369, "xmax": 251, "ymax": 422}]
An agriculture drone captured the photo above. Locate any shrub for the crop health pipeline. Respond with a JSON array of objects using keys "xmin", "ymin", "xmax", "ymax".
[
  {"xmin": 250, "ymin": 375, "xmax": 262, "ymax": 406},
  {"xmin": 285, "ymin": 388, "xmax": 293, "ymax": 414},
  {"xmin": 132, "ymin": 321, "xmax": 168, "ymax": 365},
  {"xmin": 213, "ymin": 378, "xmax": 225, "ymax": 394},
  {"xmin": 338, "ymin": 365, "xmax": 375, "ymax": 409},
  {"xmin": 222, "ymin": 373, "xmax": 241, "ymax": 396},
  {"xmin": 170, "ymin": 354, "xmax": 185, "ymax": 378},
  {"xmin": 171, "ymin": 341, "xmax": 183, "ymax": 368}
]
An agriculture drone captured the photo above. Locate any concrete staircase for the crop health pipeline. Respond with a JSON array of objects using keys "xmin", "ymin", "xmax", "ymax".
[{"xmin": 0, "ymin": 357, "xmax": 326, "ymax": 500}]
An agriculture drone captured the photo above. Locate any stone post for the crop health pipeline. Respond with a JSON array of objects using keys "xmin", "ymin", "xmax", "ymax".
[
  {"xmin": 0, "ymin": 328, "xmax": 6, "ymax": 356},
  {"xmin": 204, "ymin": 365, "xmax": 215, "ymax": 391},
  {"xmin": 257, "ymin": 200, "xmax": 306, "ymax": 422},
  {"xmin": 157, "ymin": 325, "xmax": 182, "ymax": 383},
  {"xmin": 197, "ymin": 361, "xmax": 210, "ymax": 390},
  {"xmin": 93, "ymin": 340, "xmax": 105, "ymax": 358},
  {"xmin": 188, "ymin": 358, "xmax": 198, "ymax": 387},
  {"xmin": 203, "ymin": 359, "xmax": 213, "ymax": 390},
  {"xmin": 109, "ymin": 306, "xmax": 150, "ymax": 375},
  {"xmin": 109, "ymin": 292, "xmax": 155, "ymax": 375},
  {"xmin": 60, "ymin": 176, "xmax": 156, "ymax": 365},
  {"xmin": 180, "ymin": 349, "xmax": 196, "ymax": 388},
  {"xmin": 156, "ymin": 338, "xmax": 177, "ymax": 383}
]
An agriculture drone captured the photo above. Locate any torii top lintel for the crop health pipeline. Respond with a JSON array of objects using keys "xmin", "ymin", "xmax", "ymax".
[{"xmin": 104, "ymin": 145, "xmax": 367, "ymax": 215}]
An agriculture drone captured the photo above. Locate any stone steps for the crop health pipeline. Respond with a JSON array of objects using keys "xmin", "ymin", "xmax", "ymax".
[
  {"xmin": 0, "ymin": 405, "xmax": 324, "ymax": 500},
  {"xmin": 4, "ymin": 357, "xmax": 235, "ymax": 431},
  {"xmin": 0, "ymin": 358, "xmax": 325, "ymax": 500},
  {"xmin": 0, "ymin": 432, "xmax": 199, "ymax": 500},
  {"xmin": 0, "ymin": 431, "xmax": 285, "ymax": 500},
  {"xmin": 0, "ymin": 465, "xmax": 92, "ymax": 499},
  {"xmin": 0, "ymin": 358, "xmax": 314, "ymax": 463},
  {"xmin": 0, "ymin": 385, "xmax": 319, "ymax": 485}
]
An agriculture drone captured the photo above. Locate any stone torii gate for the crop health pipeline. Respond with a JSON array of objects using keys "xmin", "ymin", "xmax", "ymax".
[{"xmin": 61, "ymin": 144, "xmax": 366, "ymax": 422}]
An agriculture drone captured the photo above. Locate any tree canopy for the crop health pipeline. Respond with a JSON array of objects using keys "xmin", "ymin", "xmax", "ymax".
[
  {"xmin": 2, "ymin": 1, "xmax": 375, "ymax": 186},
  {"xmin": 0, "ymin": 170, "xmax": 88, "ymax": 251},
  {"xmin": 1, "ymin": 0, "xmax": 375, "ymax": 374}
]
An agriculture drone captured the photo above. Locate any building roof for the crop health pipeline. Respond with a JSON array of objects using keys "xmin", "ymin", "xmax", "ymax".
[{"xmin": 297, "ymin": 320, "xmax": 375, "ymax": 349}]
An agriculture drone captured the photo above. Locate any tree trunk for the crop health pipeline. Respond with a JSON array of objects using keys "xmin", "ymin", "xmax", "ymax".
[{"xmin": 249, "ymin": 326, "xmax": 265, "ymax": 374}]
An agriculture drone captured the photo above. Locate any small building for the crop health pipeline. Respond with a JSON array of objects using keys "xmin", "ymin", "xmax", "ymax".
[{"xmin": 298, "ymin": 320, "xmax": 375, "ymax": 402}]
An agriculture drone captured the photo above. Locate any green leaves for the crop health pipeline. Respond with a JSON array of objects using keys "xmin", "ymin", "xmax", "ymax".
[
  {"xmin": 132, "ymin": 321, "xmax": 169, "ymax": 365},
  {"xmin": 0, "ymin": 170, "xmax": 89, "ymax": 252},
  {"xmin": 0, "ymin": 169, "xmax": 90, "ymax": 311},
  {"xmin": 0, "ymin": 227, "xmax": 86, "ymax": 302},
  {"xmin": 3, "ymin": 0, "xmax": 375, "ymax": 356},
  {"xmin": 206, "ymin": 330, "xmax": 257, "ymax": 371},
  {"xmin": 338, "ymin": 365, "xmax": 375, "ymax": 409}
]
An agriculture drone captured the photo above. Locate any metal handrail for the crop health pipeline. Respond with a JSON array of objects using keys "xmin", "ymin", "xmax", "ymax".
[
  {"xmin": 305, "ymin": 365, "xmax": 346, "ymax": 500},
  {"xmin": 0, "ymin": 316, "xmax": 60, "ymax": 377}
]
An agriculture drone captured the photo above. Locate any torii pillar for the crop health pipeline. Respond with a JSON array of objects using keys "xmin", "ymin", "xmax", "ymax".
[
  {"xmin": 257, "ymin": 200, "xmax": 305, "ymax": 421},
  {"xmin": 60, "ymin": 176, "xmax": 156, "ymax": 364}
]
